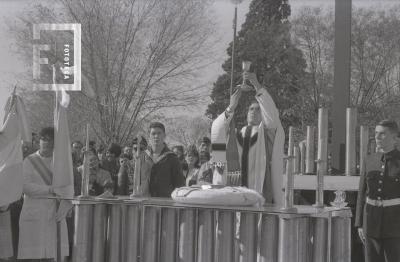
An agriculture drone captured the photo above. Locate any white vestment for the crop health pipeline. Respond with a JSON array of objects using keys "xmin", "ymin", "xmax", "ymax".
[
  {"xmin": 18, "ymin": 151, "xmax": 69, "ymax": 259},
  {"xmin": 211, "ymin": 88, "xmax": 285, "ymax": 206}
]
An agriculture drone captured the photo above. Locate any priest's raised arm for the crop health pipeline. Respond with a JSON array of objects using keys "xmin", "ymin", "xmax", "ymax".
[{"xmin": 210, "ymin": 72, "xmax": 284, "ymax": 206}]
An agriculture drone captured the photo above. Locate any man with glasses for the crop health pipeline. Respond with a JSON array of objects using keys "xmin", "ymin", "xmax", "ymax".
[
  {"xmin": 18, "ymin": 127, "xmax": 70, "ymax": 261},
  {"xmin": 118, "ymin": 136, "xmax": 151, "ymax": 195},
  {"xmin": 76, "ymin": 152, "xmax": 112, "ymax": 196}
]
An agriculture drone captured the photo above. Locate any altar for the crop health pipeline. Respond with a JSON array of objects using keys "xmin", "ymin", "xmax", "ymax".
[{"xmin": 71, "ymin": 197, "xmax": 351, "ymax": 262}]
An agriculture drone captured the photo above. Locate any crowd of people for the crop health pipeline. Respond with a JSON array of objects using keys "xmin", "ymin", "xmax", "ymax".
[
  {"xmin": 15, "ymin": 72, "xmax": 399, "ymax": 262},
  {"xmin": 69, "ymin": 126, "xmax": 213, "ymax": 198},
  {"xmin": 1, "ymin": 71, "xmax": 287, "ymax": 262},
  {"xmin": 3, "ymin": 122, "xmax": 215, "ymax": 262},
  {"xmin": 7, "ymin": 71, "xmax": 400, "ymax": 262}
]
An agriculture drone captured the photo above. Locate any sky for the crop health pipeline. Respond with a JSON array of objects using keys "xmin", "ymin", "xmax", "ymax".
[{"xmin": 0, "ymin": 0, "xmax": 398, "ymax": 121}]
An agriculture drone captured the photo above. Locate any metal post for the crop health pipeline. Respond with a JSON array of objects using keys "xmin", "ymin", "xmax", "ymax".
[
  {"xmin": 278, "ymin": 215, "xmax": 309, "ymax": 262},
  {"xmin": 179, "ymin": 209, "xmax": 196, "ymax": 262},
  {"xmin": 313, "ymin": 218, "xmax": 328, "ymax": 262},
  {"xmin": 345, "ymin": 108, "xmax": 357, "ymax": 176},
  {"xmin": 80, "ymin": 124, "xmax": 90, "ymax": 197},
  {"xmin": 283, "ymin": 156, "xmax": 297, "ymax": 212},
  {"xmin": 215, "ymin": 211, "xmax": 235, "ymax": 262},
  {"xmin": 298, "ymin": 217, "xmax": 312, "ymax": 262},
  {"xmin": 331, "ymin": 216, "xmax": 352, "ymax": 262},
  {"xmin": 294, "ymin": 146, "xmax": 300, "ymax": 174},
  {"xmin": 72, "ymin": 203, "xmax": 93, "ymax": 262},
  {"xmin": 315, "ymin": 108, "xmax": 328, "ymax": 208},
  {"xmin": 125, "ymin": 204, "xmax": 141, "ymax": 262},
  {"xmin": 91, "ymin": 203, "xmax": 107, "ymax": 262},
  {"xmin": 288, "ymin": 126, "xmax": 294, "ymax": 156},
  {"xmin": 230, "ymin": 6, "xmax": 238, "ymax": 95},
  {"xmin": 108, "ymin": 204, "xmax": 122, "ymax": 262},
  {"xmin": 306, "ymin": 126, "xmax": 315, "ymax": 174},
  {"xmin": 359, "ymin": 126, "xmax": 369, "ymax": 176},
  {"xmin": 238, "ymin": 212, "xmax": 258, "ymax": 262},
  {"xmin": 160, "ymin": 208, "xmax": 178, "ymax": 262},
  {"xmin": 141, "ymin": 206, "xmax": 159, "ymax": 262},
  {"xmin": 258, "ymin": 214, "xmax": 278, "ymax": 262},
  {"xmin": 300, "ymin": 141, "xmax": 306, "ymax": 174},
  {"xmin": 197, "ymin": 209, "xmax": 215, "ymax": 262}
]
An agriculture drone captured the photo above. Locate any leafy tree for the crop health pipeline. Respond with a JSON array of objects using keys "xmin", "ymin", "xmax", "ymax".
[{"xmin": 206, "ymin": 0, "xmax": 309, "ymax": 130}]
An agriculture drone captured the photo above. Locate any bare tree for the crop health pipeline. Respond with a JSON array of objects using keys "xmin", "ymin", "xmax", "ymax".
[
  {"xmin": 291, "ymin": 7, "xmax": 334, "ymax": 113},
  {"xmin": 351, "ymin": 7, "xmax": 400, "ymax": 124},
  {"xmin": 9, "ymin": 0, "xmax": 216, "ymax": 144},
  {"xmin": 165, "ymin": 116, "xmax": 211, "ymax": 147},
  {"xmin": 292, "ymin": 5, "xmax": 400, "ymax": 126}
]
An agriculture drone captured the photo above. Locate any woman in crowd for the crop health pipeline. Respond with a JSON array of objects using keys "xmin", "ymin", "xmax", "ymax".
[
  {"xmin": 101, "ymin": 143, "xmax": 122, "ymax": 194},
  {"xmin": 117, "ymin": 153, "xmax": 133, "ymax": 195},
  {"xmin": 172, "ymin": 145, "xmax": 188, "ymax": 171},
  {"xmin": 183, "ymin": 145, "xmax": 201, "ymax": 186},
  {"xmin": 76, "ymin": 152, "xmax": 112, "ymax": 196},
  {"xmin": 129, "ymin": 136, "xmax": 152, "ymax": 196}
]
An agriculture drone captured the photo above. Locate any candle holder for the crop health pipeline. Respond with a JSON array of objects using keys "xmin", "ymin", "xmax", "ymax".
[
  {"xmin": 79, "ymin": 124, "xmax": 93, "ymax": 199},
  {"xmin": 313, "ymin": 158, "xmax": 325, "ymax": 208},
  {"xmin": 130, "ymin": 135, "xmax": 144, "ymax": 198},
  {"xmin": 281, "ymin": 155, "xmax": 297, "ymax": 212}
]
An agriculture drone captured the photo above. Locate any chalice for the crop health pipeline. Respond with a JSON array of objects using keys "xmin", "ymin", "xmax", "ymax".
[{"xmin": 241, "ymin": 61, "xmax": 253, "ymax": 91}]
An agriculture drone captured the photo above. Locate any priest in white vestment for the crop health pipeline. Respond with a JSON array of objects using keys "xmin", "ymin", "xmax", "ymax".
[
  {"xmin": 18, "ymin": 127, "xmax": 69, "ymax": 261},
  {"xmin": 212, "ymin": 72, "xmax": 285, "ymax": 206}
]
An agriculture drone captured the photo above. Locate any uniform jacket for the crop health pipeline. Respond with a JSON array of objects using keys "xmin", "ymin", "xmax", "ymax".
[
  {"xmin": 355, "ymin": 150, "xmax": 400, "ymax": 238},
  {"xmin": 18, "ymin": 151, "xmax": 69, "ymax": 259},
  {"xmin": 147, "ymin": 145, "xmax": 185, "ymax": 198}
]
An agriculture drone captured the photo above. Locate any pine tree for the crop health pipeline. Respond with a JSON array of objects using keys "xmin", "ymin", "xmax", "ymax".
[{"xmin": 206, "ymin": 0, "xmax": 309, "ymax": 130}]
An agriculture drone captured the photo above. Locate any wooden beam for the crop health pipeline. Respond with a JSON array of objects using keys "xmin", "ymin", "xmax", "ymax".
[
  {"xmin": 283, "ymin": 175, "xmax": 359, "ymax": 191},
  {"xmin": 331, "ymin": 0, "xmax": 352, "ymax": 172}
]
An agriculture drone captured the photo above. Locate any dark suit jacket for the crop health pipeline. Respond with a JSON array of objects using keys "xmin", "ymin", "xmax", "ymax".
[{"xmin": 355, "ymin": 150, "xmax": 400, "ymax": 238}]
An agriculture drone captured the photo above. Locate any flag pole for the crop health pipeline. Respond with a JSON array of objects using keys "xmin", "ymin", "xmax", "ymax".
[
  {"xmin": 80, "ymin": 123, "xmax": 90, "ymax": 197},
  {"xmin": 52, "ymin": 63, "xmax": 62, "ymax": 262},
  {"xmin": 225, "ymin": 0, "xmax": 243, "ymax": 186},
  {"xmin": 131, "ymin": 135, "xmax": 142, "ymax": 197},
  {"xmin": 4, "ymin": 85, "xmax": 18, "ymax": 123},
  {"xmin": 230, "ymin": 4, "xmax": 237, "ymax": 96}
]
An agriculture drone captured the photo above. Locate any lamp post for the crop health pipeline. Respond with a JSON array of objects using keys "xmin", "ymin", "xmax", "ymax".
[
  {"xmin": 229, "ymin": 0, "xmax": 244, "ymax": 95},
  {"xmin": 225, "ymin": 0, "xmax": 245, "ymax": 186}
]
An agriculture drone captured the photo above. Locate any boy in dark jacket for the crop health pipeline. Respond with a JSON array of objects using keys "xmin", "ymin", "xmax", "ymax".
[{"xmin": 146, "ymin": 122, "xmax": 184, "ymax": 197}]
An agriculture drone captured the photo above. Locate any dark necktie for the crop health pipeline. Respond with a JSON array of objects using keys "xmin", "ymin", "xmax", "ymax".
[{"xmin": 241, "ymin": 126, "xmax": 252, "ymax": 187}]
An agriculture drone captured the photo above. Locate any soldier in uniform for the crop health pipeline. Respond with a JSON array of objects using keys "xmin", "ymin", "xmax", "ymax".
[{"xmin": 355, "ymin": 120, "xmax": 400, "ymax": 262}]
